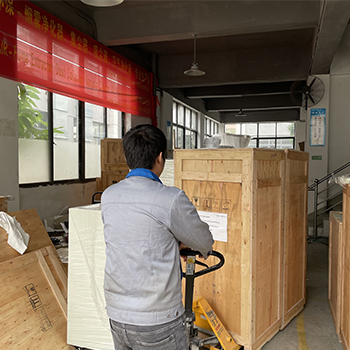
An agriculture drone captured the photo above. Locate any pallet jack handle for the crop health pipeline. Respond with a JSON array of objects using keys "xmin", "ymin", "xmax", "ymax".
[{"xmin": 180, "ymin": 249, "xmax": 225, "ymax": 278}]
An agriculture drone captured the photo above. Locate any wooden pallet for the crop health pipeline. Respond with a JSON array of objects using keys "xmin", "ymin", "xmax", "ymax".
[{"xmin": 0, "ymin": 246, "xmax": 73, "ymax": 349}]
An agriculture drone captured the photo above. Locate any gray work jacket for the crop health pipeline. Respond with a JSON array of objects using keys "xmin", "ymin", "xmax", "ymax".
[{"xmin": 101, "ymin": 176, "xmax": 213, "ymax": 326}]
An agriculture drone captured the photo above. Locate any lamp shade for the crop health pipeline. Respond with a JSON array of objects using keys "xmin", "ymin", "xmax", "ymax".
[
  {"xmin": 81, "ymin": 0, "xmax": 124, "ymax": 7},
  {"xmin": 184, "ymin": 63, "xmax": 205, "ymax": 76}
]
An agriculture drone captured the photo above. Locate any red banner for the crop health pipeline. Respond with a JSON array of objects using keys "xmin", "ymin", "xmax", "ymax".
[{"xmin": 0, "ymin": 0, "xmax": 155, "ymax": 122}]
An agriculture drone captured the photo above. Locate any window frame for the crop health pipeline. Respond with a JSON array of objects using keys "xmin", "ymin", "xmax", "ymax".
[
  {"xmin": 225, "ymin": 121, "xmax": 296, "ymax": 149},
  {"xmin": 172, "ymin": 101, "xmax": 198, "ymax": 149}
]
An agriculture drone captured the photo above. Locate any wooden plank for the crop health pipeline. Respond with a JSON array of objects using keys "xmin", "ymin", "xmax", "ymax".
[
  {"xmin": 36, "ymin": 250, "xmax": 67, "ymax": 318},
  {"xmin": 0, "ymin": 209, "xmax": 60, "ymax": 264},
  {"xmin": 0, "ymin": 249, "xmax": 72, "ymax": 349},
  {"xmin": 281, "ymin": 150, "xmax": 308, "ymax": 329},
  {"xmin": 257, "ymin": 178, "xmax": 281, "ymax": 188},
  {"xmin": 181, "ymin": 172, "xmax": 242, "ymax": 183},
  {"xmin": 340, "ymin": 185, "xmax": 350, "ymax": 350},
  {"xmin": 329, "ymin": 211, "xmax": 343, "ymax": 335}
]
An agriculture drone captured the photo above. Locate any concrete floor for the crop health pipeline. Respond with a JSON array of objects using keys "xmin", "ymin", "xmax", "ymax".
[{"xmin": 262, "ymin": 239, "xmax": 342, "ymax": 350}]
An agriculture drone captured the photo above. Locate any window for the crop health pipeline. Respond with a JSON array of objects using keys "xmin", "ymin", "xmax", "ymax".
[
  {"xmin": 53, "ymin": 94, "xmax": 79, "ymax": 181},
  {"xmin": 172, "ymin": 101, "xmax": 198, "ymax": 149},
  {"xmin": 225, "ymin": 122, "xmax": 295, "ymax": 149},
  {"xmin": 18, "ymin": 83, "xmax": 123, "ymax": 185},
  {"xmin": 204, "ymin": 116, "xmax": 220, "ymax": 138}
]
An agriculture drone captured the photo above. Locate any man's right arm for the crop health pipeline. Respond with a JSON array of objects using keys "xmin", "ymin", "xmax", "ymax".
[{"xmin": 170, "ymin": 190, "xmax": 214, "ymax": 257}]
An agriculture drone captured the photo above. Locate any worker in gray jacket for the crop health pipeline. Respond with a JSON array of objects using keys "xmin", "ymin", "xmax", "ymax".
[{"xmin": 101, "ymin": 124, "xmax": 213, "ymax": 350}]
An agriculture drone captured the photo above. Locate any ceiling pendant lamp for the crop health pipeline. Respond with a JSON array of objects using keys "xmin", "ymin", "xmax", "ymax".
[
  {"xmin": 81, "ymin": 0, "xmax": 124, "ymax": 7},
  {"xmin": 184, "ymin": 33, "xmax": 205, "ymax": 76}
]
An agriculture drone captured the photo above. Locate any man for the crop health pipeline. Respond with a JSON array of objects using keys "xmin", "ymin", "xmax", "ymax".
[{"xmin": 101, "ymin": 124, "xmax": 213, "ymax": 350}]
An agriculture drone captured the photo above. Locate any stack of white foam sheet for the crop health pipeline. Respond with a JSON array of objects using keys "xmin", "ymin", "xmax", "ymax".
[{"xmin": 68, "ymin": 204, "xmax": 114, "ymax": 350}]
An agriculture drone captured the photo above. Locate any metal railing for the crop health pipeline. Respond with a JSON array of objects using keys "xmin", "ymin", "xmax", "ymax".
[{"xmin": 308, "ymin": 161, "xmax": 350, "ymax": 236}]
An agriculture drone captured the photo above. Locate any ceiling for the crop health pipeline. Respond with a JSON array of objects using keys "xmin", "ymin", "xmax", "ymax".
[{"xmin": 29, "ymin": 0, "xmax": 350, "ymax": 123}]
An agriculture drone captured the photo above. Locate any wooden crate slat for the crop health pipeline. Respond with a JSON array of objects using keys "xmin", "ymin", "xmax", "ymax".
[{"xmin": 281, "ymin": 150, "xmax": 308, "ymax": 329}]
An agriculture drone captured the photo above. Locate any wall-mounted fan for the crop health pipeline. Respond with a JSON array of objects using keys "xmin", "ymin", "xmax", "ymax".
[{"xmin": 290, "ymin": 76, "xmax": 325, "ymax": 110}]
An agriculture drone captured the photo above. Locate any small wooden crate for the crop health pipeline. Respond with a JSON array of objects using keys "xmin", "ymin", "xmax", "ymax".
[
  {"xmin": 340, "ymin": 185, "xmax": 350, "ymax": 350},
  {"xmin": 174, "ymin": 148, "xmax": 285, "ymax": 350},
  {"xmin": 281, "ymin": 150, "xmax": 308, "ymax": 328},
  {"xmin": 100, "ymin": 138, "xmax": 129, "ymax": 191},
  {"xmin": 329, "ymin": 211, "xmax": 343, "ymax": 335},
  {"xmin": 0, "ymin": 247, "xmax": 72, "ymax": 349}
]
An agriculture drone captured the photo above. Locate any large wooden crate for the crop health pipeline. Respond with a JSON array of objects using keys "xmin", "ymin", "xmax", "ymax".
[
  {"xmin": 174, "ymin": 148, "xmax": 285, "ymax": 350},
  {"xmin": 329, "ymin": 211, "xmax": 343, "ymax": 336},
  {"xmin": 340, "ymin": 185, "xmax": 350, "ymax": 350},
  {"xmin": 281, "ymin": 150, "xmax": 308, "ymax": 328},
  {"xmin": 100, "ymin": 138, "xmax": 129, "ymax": 191}
]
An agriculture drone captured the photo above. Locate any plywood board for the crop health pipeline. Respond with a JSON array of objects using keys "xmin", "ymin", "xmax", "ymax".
[
  {"xmin": 0, "ymin": 247, "xmax": 73, "ymax": 349},
  {"xmin": 329, "ymin": 211, "xmax": 343, "ymax": 335},
  {"xmin": 0, "ymin": 209, "xmax": 59, "ymax": 263}
]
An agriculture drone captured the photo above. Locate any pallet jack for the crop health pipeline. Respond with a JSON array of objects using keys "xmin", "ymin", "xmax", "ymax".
[{"xmin": 180, "ymin": 249, "xmax": 242, "ymax": 350}]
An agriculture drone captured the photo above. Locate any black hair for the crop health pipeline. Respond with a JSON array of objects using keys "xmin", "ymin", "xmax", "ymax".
[{"xmin": 122, "ymin": 124, "xmax": 167, "ymax": 170}]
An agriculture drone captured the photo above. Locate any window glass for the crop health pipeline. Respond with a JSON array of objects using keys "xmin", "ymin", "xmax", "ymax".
[
  {"xmin": 248, "ymin": 139, "xmax": 257, "ymax": 148},
  {"xmin": 185, "ymin": 129, "xmax": 191, "ymax": 149},
  {"xmin": 242, "ymin": 123, "xmax": 258, "ymax": 137},
  {"xmin": 225, "ymin": 124, "xmax": 241, "ymax": 134},
  {"xmin": 18, "ymin": 84, "xmax": 50, "ymax": 183},
  {"xmin": 177, "ymin": 127, "xmax": 184, "ymax": 148},
  {"xmin": 277, "ymin": 122, "xmax": 295, "ymax": 137},
  {"xmin": 259, "ymin": 123, "xmax": 276, "ymax": 137},
  {"xmin": 206, "ymin": 119, "xmax": 211, "ymax": 135},
  {"xmin": 85, "ymin": 102, "xmax": 105, "ymax": 178},
  {"xmin": 53, "ymin": 94, "xmax": 79, "ymax": 181},
  {"xmin": 277, "ymin": 138, "xmax": 294, "ymax": 149},
  {"xmin": 185, "ymin": 109, "xmax": 191, "ymax": 128},
  {"xmin": 190, "ymin": 131, "xmax": 197, "ymax": 149},
  {"xmin": 259, "ymin": 139, "xmax": 276, "ymax": 149},
  {"xmin": 107, "ymin": 108, "xmax": 122, "ymax": 138},
  {"xmin": 178, "ymin": 105, "xmax": 184, "ymax": 126},
  {"xmin": 192, "ymin": 112, "xmax": 197, "ymax": 130},
  {"xmin": 172, "ymin": 103, "xmax": 177, "ymax": 124},
  {"xmin": 173, "ymin": 127, "xmax": 178, "ymax": 148}
]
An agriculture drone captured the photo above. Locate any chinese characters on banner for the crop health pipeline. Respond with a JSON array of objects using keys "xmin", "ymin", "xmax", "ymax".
[
  {"xmin": 0, "ymin": 0, "xmax": 155, "ymax": 122},
  {"xmin": 310, "ymin": 108, "xmax": 326, "ymax": 146}
]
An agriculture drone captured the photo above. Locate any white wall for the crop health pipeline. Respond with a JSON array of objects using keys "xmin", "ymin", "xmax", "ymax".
[
  {"xmin": 304, "ymin": 75, "xmax": 330, "ymax": 213},
  {"xmin": 330, "ymin": 24, "xmax": 350, "ymax": 175},
  {"xmin": 0, "ymin": 77, "xmax": 19, "ymax": 211}
]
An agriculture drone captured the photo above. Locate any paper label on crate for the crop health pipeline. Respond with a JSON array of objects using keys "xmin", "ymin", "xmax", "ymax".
[{"xmin": 197, "ymin": 211, "xmax": 228, "ymax": 242}]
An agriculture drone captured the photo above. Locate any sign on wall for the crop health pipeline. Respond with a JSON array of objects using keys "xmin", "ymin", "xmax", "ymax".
[{"xmin": 310, "ymin": 108, "xmax": 326, "ymax": 146}]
